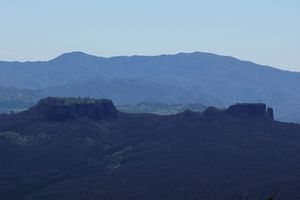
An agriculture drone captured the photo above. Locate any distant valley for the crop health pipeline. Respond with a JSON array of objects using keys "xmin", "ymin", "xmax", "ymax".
[{"xmin": 117, "ymin": 102, "xmax": 206, "ymax": 115}]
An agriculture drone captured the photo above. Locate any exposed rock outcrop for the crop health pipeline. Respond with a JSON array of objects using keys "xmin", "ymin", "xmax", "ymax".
[
  {"xmin": 227, "ymin": 103, "xmax": 274, "ymax": 120},
  {"xmin": 31, "ymin": 97, "xmax": 118, "ymax": 121}
]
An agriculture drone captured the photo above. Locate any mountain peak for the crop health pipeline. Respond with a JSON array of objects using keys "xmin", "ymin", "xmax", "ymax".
[{"xmin": 51, "ymin": 51, "xmax": 101, "ymax": 62}]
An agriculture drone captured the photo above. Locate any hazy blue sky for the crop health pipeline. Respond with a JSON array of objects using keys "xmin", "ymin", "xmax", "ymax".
[{"xmin": 0, "ymin": 0, "xmax": 299, "ymax": 71}]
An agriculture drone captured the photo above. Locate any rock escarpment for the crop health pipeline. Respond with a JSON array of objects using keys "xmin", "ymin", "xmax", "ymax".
[
  {"xmin": 30, "ymin": 98, "xmax": 274, "ymax": 122},
  {"xmin": 227, "ymin": 103, "xmax": 274, "ymax": 120},
  {"xmin": 31, "ymin": 97, "xmax": 118, "ymax": 121},
  {"xmin": 203, "ymin": 103, "xmax": 274, "ymax": 120}
]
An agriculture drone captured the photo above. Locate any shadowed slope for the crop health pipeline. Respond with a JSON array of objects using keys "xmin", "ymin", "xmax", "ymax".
[{"xmin": 0, "ymin": 98, "xmax": 299, "ymax": 199}]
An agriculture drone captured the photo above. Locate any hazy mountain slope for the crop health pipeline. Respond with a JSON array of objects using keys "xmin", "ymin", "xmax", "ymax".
[
  {"xmin": 0, "ymin": 87, "xmax": 41, "ymax": 112},
  {"xmin": 41, "ymin": 79, "xmax": 198, "ymax": 104},
  {"xmin": 0, "ymin": 98, "xmax": 299, "ymax": 200},
  {"xmin": 1, "ymin": 52, "xmax": 300, "ymax": 121}
]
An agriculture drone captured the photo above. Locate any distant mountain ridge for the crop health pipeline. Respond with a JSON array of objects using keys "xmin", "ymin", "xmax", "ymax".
[{"xmin": 0, "ymin": 51, "xmax": 300, "ymax": 122}]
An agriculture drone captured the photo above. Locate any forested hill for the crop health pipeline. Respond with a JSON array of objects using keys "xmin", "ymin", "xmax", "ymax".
[{"xmin": 0, "ymin": 98, "xmax": 299, "ymax": 199}]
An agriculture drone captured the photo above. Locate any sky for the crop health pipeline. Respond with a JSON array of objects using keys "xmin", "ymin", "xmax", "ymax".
[{"xmin": 0, "ymin": 0, "xmax": 299, "ymax": 71}]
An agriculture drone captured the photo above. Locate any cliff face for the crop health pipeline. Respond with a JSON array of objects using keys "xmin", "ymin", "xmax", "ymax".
[
  {"xmin": 30, "ymin": 98, "xmax": 274, "ymax": 122},
  {"xmin": 203, "ymin": 103, "xmax": 275, "ymax": 121},
  {"xmin": 31, "ymin": 97, "xmax": 118, "ymax": 121},
  {"xmin": 226, "ymin": 103, "xmax": 274, "ymax": 120}
]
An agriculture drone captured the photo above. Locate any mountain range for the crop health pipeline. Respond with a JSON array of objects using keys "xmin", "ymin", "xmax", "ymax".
[{"xmin": 1, "ymin": 51, "xmax": 300, "ymax": 122}]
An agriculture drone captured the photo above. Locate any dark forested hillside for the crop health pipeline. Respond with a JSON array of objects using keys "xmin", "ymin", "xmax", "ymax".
[
  {"xmin": 0, "ymin": 97, "xmax": 299, "ymax": 200},
  {"xmin": 1, "ymin": 52, "xmax": 300, "ymax": 122}
]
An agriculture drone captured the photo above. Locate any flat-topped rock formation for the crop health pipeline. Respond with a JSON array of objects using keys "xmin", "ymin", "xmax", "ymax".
[
  {"xmin": 203, "ymin": 103, "xmax": 274, "ymax": 121},
  {"xmin": 27, "ymin": 98, "xmax": 274, "ymax": 122},
  {"xmin": 227, "ymin": 103, "xmax": 274, "ymax": 120},
  {"xmin": 31, "ymin": 97, "xmax": 118, "ymax": 121}
]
